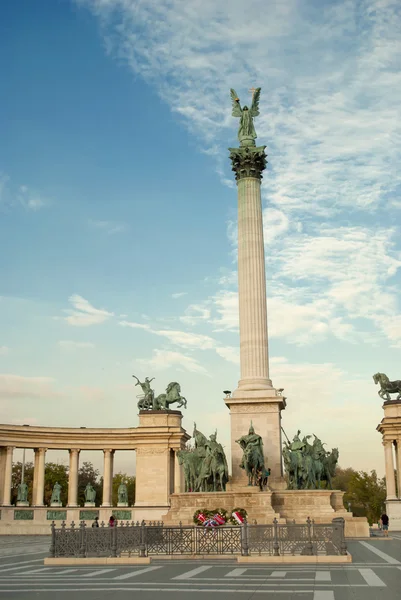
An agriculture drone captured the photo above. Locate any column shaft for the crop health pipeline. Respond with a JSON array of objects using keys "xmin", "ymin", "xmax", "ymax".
[
  {"xmin": 67, "ymin": 449, "xmax": 80, "ymax": 507},
  {"xmin": 102, "ymin": 449, "xmax": 114, "ymax": 507},
  {"xmin": 237, "ymin": 176, "xmax": 271, "ymax": 390},
  {"xmin": 32, "ymin": 449, "xmax": 40, "ymax": 504},
  {"xmin": 396, "ymin": 440, "xmax": 401, "ymax": 499},
  {"xmin": 1, "ymin": 446, "xmax": 13, "ymax": 506},
  {"xmin": 34, "ymin": 448, "xmax": 46, "ymax": 506},
  {"xmin": 384, "ymin": 441, "xmax": 397, "ymax": 499},
  {"xmin": 174, "ymin": 451, "xmax": 184, "ymax": 493}
]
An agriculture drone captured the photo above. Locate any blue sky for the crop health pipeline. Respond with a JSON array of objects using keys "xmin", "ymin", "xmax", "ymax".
[{"xmin": 1, "ymin": 0, "xmax": 401, "ymax": 476}]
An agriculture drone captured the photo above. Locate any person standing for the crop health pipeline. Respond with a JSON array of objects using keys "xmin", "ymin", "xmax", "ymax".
[
  {"xmin": 381, "ymin": 513, "xmax": 389, "ymax": 537},
  {"xmin": 91, "ymin": 517, "xmax": 99, "ymax": 528}
]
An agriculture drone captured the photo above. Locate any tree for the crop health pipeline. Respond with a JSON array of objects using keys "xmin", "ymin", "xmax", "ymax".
[
  {"xmin": 78, "ymin": 462, "xmax": 102, "ymax": 507},
  {"xmin": 347, "ymin": 470, "xmax": 386, "ymax": 525},
  {"xmin": 43, "ymin": 463, "xmax": 69, "ymax": 506},
  {"xmin": 11, "ymin": 462, "xmax": 34, "ymax": 505},
  {"xmin": 112, "ymin": 472, "xmax": 136, "ymax": 506}
]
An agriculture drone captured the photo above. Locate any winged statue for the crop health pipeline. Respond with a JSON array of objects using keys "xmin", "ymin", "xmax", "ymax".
[{"xmin": 230, "ymin": 87, "xmax": 261, "ymax": 146}]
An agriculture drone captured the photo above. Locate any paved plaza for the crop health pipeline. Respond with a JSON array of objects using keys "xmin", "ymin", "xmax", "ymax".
[{"xmin": 0, "ymin": 535, "xmax": 401, "ymax": 598}]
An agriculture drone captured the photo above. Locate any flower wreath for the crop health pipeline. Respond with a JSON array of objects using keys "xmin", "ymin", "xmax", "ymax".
[{"xmin": 229, "ymin": 507, "xmax": 248, "ymax": 525}]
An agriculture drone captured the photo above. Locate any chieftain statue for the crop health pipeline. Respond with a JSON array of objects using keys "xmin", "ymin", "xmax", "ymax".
[
  {"xmin": 230, "ymin": 87, "xmax": 261, "ymax": 147},
  {"xmin": 177, "ymin": 424, "xmax": 229, "ymax": 492},
  {"xmin": 133, "ymin": 375, "xmax": 187, "ymax": 411},
  {"xmin": 282, "ymin": 430, "xmax": 338, "ymax": 490},
  {"xmin": 50, "ymin": 482, "xmax": 62, "ymax": 504},
  {"xmin": 236, "ymin": 422, "xmax": 265, "ymax": 486},
  {"xmin": 373, "ymin": 372, "xmax": 401, "ymax": 401},
  {"xmin": 17, "ymin": 482, "xmax": 28, "ymax": 503}
]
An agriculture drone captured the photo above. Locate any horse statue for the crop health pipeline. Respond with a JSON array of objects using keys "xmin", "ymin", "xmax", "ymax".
[
  {"xmin": 321, "ymin": 448, "xmax": 339, "ymax": 489},
  {"xmin": 373, "ymin": 373, "xmax": 401, "ymax": 401},
  {"xmin": 236, "ymin": 423, "xmax": 265, "ymax": 486},
  {"xmin": 154, "ymin": 382, "xmax": 187, "ymax": 410},
  {"xmin": 177, "ymin": 449, "xmax": 200, "ymax": 492},
  {"xmin": 196, "ymin": 432, "xmax": 229, "ymax": 492}
]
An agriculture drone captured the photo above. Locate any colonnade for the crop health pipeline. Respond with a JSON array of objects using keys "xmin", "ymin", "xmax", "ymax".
[{"xmin": 0, "ymin": 446, "xmax": 123, "ymax": 507}]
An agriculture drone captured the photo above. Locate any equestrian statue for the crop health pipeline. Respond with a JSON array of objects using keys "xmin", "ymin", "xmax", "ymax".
[{"xmin": 133, "ymin": 375, "xmax": 187, "ymax": 411}]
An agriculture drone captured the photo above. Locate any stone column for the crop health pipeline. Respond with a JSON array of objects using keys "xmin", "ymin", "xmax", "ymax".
[
  {"xmin": 102, "ymin": 449, "xmax": 114, "ymax": 507},
  {"xmin": 32, "ymin": 448, "xmax": 40, "ymax": 504},
  {"xmin": 225, "ymin": 144, "xmax": 285, "ymax": 488},
  {"xmin": 0, "ymin": 446, "xmax": 14, "ymax": 506},
  {"xmin": 396, "ymin": 440, "xmax": 401, "ymax": 499},
  {"xmin": 384, "ymin": 441, "xmax": 397, "ymax": 499},
  {"xmin": 34, "ymin": 448, "xmax": 46, "ymax": 506},
  {"xmin": 67, "ymin": 449, "xmax": 80, "ymax": 507},
  {"xmin": 174, "ymin": 451, "xmax": 184, "ymax": 494}
]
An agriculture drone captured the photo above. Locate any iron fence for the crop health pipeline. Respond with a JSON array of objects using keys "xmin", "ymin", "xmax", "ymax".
[{"xmin": 49, "ymin": 517, "xmax": 347, "ymax": 558}]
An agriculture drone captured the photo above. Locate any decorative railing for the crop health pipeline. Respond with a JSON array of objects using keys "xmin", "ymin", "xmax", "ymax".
[{"xmin": 49, "ymin": 517, "xmax": 347, "ymax": 558}]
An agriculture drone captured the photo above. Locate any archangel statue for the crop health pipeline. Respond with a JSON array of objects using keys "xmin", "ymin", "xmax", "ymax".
[{"xmin": 230, "ymin": 87, "xmax": 261, "ymax": 147}]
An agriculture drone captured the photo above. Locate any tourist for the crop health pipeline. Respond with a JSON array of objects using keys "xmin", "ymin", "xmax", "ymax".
[
  {"xmin": 92, "ymin": 517, "xmax": 99, "ymax": 528},
  {"xmin": 108, "ymin": 516, "xmax": 116, "ymax": 528},
  {"xmin": 381, "ymin": 513, "xmax": 389, "ymax": 537}
]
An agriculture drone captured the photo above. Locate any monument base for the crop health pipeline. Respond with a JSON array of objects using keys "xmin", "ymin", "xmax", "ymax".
[
  {"xmin": 16, "ymin": 501, "xmax": 29, "ymax": 507},
  {"xmin": 50, "ymin": 502, "xmax": 62, "ymax": 508},
  {"xmin": 117, "ymin": 502, "xmax": 128, "ymax": 507},
  {"xmin": 386, "ymin": 499, "xmax": 401, "ymax": 531},
  {"xmin": 162, "ymin": 488, "xmax": 280, "ymax": 525},
  {"xmin": 84, "ymin": 502, "xmax": 95, "ymax": 508}
]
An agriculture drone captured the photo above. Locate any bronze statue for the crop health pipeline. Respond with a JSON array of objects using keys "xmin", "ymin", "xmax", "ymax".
[
  {"xmin": 230, "ymin": 87, "xmax": 261, "ymax": 147},
  {"xmin": 134, "ymin": 376, "xmax": 187, "ymax": 411},
  {"xmin": 282, "ymin": 429, "xmax": 339, "ymax": 490},
  {"xmin": 373, "ymin": 372, "xmax": 401, "ymax": 401},
  {"xmin": 117, "ymin": 482, "xmax": 128, "ymax": 504},
  {"xmin": 17, "ymin": 482, "xmax": 28, "ymax": 503},
  {"xmin": 236, "ymin": 422, "xmax": 265, "ymax": 486},
  {"xmin": 133, "ymin": 375, "xmax": 155, "ymax": 409},
  {"xmin": 50, "ymin": 482, "xmax": 62, "ymax": 504},
  {"xmin": 84, "ymin": 483, "xmax": 96, "ymax": 503}
]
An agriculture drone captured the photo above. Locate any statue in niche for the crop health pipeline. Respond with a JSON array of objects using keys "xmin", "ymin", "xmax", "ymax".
[
  {"xmin": 117, "ymin": 482, "xmax": 128, "ymax": 504},
  {"xmin": 17, "ymin": 482, "xmax": 28, "ymax": 503},
  {"xmin": 50, "ymin": 482, "xmax": 62, "ymax": 504},
  {"xmin": 84, "ymin": 483, "xmax": 96, "ymax": 504}
]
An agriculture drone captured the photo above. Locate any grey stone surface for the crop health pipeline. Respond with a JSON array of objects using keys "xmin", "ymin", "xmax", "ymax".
[{"xmin": 0, "ymin": 534, "xmax": 401, "ymax": 598}]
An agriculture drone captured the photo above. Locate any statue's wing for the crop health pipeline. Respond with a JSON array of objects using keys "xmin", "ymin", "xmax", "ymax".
[
  {"xmin": 250, "ymin": 87, "xmax": 261, "ymax": 117},
  {"xmin": 230, "ymin": 88, "xmax": 242, "ymax": 117}
]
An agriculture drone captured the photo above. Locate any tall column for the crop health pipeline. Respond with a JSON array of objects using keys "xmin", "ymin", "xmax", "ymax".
[
  {"xmin": 102, "ymin": 449, "xmax": 114, "ymax": 507},
  {"xmin": 34, "ymin": 448, "xmax": 46, "ymax": 506},
  {"xmin": 384, "ymin": 441, "xmax": 397, "ymax": 499},
  {"xmin": 0, "ymin": 446, "xmax": 14, "ymax": 506},
  {"xmin": 67, "ymin": 449, "xmax": 80, "ymax": 507},
  {"xmin": 225, "ymin": 142, "xmax": 285, "ymax": 488}
]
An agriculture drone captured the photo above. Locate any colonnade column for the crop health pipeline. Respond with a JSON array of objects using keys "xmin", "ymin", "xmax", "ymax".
[
  {"xmin": 396, "ymin": 440, "xmax": 401, "ymax": 498},
  {"xmin": 0, "ymin": 446, "xmax": 14, "ymax": 506},
  {"xmin": 384, "ymin": 440, "xmax": 397, "ymax": 499},
  {"xmin": 67, "ymin": 449, "xmax": 80, "ymax": 507},
  {"xmin": 34, "ymin": 448, "xmax": 46, "ymax": 506},
  {"xmin": 32, "ymin": 449, "xmax": 40, "ymax": 504},
  {"xmin": 102, "ymin": 449, "xmax": 114, "ymax": 507}
]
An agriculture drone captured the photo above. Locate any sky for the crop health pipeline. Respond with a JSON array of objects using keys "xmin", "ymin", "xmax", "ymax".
[{"xmin": 1, "ymin": 0, "xmax": 401, "ymax": 477}]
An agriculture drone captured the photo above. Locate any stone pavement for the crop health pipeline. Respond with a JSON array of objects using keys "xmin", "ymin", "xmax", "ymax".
[{"xmin": 0, "ymin": 535, "xmax": 401, "ymax": 598}]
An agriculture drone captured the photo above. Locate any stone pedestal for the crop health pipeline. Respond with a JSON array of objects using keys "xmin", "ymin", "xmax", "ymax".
[
  {"xmin": 84, "ymin": 502, "xmax": 95, "ymax": 508},
  {"xmin": 50, "ymin": 502, "xmax": 62, "ymax": 508},
  {"xmin": 134, "ymin": 410, "xmax": 189, "ymax": 509},
  {"xmin": 225, "ymin": 390, "xmax": 286, "ymax": 488},
  {"xmin": 117, "ymin": 502, "xmax": 128, "ymax": 507},
  {"xmin": 386, "ymin": 499, "xmax": 401, "ymax": 531},
  {"xmin": 16, "ymin": 501, "xmax": 29, "ymax": 507}
]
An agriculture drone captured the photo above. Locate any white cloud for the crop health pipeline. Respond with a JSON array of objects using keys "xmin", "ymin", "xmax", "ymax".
[
  {"xmin": 215, "ymin": 346, "xmax": 239, "ymax": 365},
  {"xmin": 172, "ymin": 292, "xmax": 187, "ymax": 299},
  {"xmin": 0, "ymin": 374, "xmax": 63, "ymax": 400},
  {"xmin": 61, "ymin": 294, "xmax": 114, "ymax": 326},
  {"xmin": 138, "ymin": 349, "xmax": 208, "ymax": 374},
  {"xmin": 153, "ymin": 329, "xmax": 215, "ymax": 349},
  {"xmin": 180, "ymin": 304, "xmax": 211, "ymax": 326},
  {"xmin": 58, "ymin": 340, "xmax": 95, "ymax": 349},
  {"xmin": 0, "ymin": 346, "xmax": 9, "ymax": 355},
  {"xmin": 88, "ymin": 219, "xmax": 127, "ymax": 235},
  {"xmin": 120, "ymin": 320, "xmax": 151, "ymax": 330},
  {"xmin": 0, "ymin": 173, "xmax": 49, "ymax": 211},
  {"xmin": 78, "ymin": 0, "xmax": 401, "ymax": 214}
]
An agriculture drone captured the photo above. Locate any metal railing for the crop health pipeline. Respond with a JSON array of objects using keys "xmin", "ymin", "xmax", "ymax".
[{"xmin": 49, "ymin": 517, "xmax": 347, "ymax": 558}]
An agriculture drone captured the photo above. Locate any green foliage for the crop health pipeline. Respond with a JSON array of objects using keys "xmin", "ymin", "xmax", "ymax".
[
  {"xmin": 112, "ymin": 472, "xmax": 136, "ymax": 506},
  {"xmin": 43, "ymin": 463, "xmax": 69, "ymax": 506},
  {"xmin": 11, "ymin": 462, "xmax": 34, "ymax": 505},
  {"xmin": 332, "ymin": 466, "xmax": 386, "ymax": 525},
  {"xmin": 78, "ymin": 462, "xmax": 102, "ymax": 507}
]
